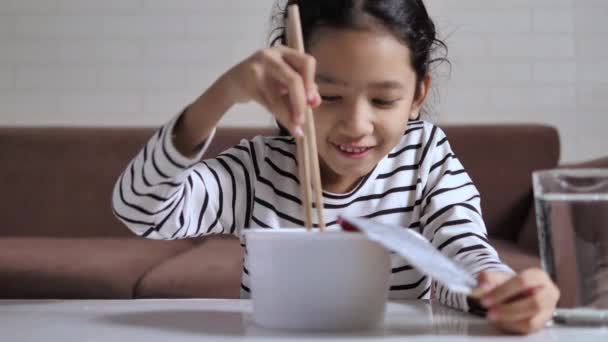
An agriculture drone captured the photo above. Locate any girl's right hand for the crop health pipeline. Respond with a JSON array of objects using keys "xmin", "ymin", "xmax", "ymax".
[{"xmin": 221, "ymin": 46, "xmax": 321, "ymax": 137}]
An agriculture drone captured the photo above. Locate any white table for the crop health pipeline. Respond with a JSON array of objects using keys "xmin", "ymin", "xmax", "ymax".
[{"xmin": 0, "ymin": 299, "xmax": 606, "ymax": 341}]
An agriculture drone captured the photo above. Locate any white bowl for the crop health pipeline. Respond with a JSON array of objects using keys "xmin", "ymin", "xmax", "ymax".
[{"xmin": 244, "ymin": 228, "xmax": 391, "ymax": 331}]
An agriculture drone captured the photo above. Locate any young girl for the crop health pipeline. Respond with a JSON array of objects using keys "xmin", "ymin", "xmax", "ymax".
[{"xmin": 112, "ymin": 0, "xmax": 559, "ymax": 334}]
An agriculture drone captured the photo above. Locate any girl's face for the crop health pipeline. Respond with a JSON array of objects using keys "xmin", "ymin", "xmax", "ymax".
[{"xmin": 308, "ymin": 27, "xmax": 430, "ymax": 193}]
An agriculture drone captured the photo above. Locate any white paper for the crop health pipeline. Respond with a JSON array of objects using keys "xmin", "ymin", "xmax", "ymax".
[{"xmin": 341, "ymin": 216, "xmax": 477, "ymax": 294}]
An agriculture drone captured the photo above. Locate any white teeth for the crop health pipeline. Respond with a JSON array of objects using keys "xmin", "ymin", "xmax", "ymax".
[{"xmin": 338, "ymin": 144, "xmax": 368, "ymax": 154}]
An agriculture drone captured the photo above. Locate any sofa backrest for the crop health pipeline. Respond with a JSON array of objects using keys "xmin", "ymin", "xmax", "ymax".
[
  {"xmin": 0, "ymin": 124, "xmax": 559, "ymax": 240},
  {"xmin": 443, "ymin": 125, "xmax": 559, "ymax": 241}
]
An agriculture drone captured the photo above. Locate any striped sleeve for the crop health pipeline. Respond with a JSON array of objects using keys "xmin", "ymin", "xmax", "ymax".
[
  {"xmin": 111, "ymin": 112, "xmax": 255, "ymax": 240},
  {"xmin": 418, "ymin": 126, "xmax": 514, "ymax": 312}
]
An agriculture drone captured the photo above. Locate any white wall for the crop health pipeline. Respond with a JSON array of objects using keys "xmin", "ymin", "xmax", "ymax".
[
  {"xmin": 427, "ymin": 0, "xmax": 608, "ymax": 163},
  {"xmin": 0, "ymin": 0, "xmax": 606, "ymax": 162}
]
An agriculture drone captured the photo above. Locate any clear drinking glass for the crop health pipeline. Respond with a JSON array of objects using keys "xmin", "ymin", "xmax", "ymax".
[{"xmin": 533, "ymin": 169, "xmax": 608, "ymax": 325}]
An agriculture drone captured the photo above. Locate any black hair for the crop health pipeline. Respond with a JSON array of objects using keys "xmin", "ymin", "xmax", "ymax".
[{"xmin": 269, "ymin": 0, "xmax": 449, "ymax": 136}]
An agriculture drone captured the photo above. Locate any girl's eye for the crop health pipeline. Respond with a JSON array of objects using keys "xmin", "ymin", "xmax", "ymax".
[
  {"xmin": 372, "ymin": 98, "xmax": 401, "ymax": 107},
  {"xmin": 320, "ymin": 95, "xmax": 342, "ymax": 102}
]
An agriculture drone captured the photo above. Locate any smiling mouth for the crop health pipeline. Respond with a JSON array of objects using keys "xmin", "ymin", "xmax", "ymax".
[{"xmin": 332, "ymin": 143, "xmax": 375, "ymax": 159}]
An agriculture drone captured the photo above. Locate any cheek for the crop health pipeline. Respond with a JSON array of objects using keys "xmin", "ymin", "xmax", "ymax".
[
  {"xmin": 312, "ymin": 109, "xmax": 334, "ymax": 136},
  {"xmin": 378, "ymin": 109, "xmax": 412, "ymax": 138},
  {"xmin": 376, "ymin": 125, "xmax": 404, "ymax": 150}
]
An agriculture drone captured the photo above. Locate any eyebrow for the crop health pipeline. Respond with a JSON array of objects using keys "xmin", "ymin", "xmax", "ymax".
[{"xmin": 315, "ymin": 73, "xmax": 404, "ymax": 90}]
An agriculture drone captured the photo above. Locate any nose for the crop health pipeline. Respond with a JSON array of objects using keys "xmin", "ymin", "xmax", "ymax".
[{"xmin": 339, "ymin": 98, "xmax": 374, "ymax": 139}]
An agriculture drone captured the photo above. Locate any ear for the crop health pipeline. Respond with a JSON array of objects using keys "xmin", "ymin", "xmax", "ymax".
[{"xmin": 409, "ymin": 75, "xmax": 431, "ymax": 120}]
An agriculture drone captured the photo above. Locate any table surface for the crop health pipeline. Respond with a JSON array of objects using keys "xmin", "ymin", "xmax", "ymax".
[{"xmin": 0, "ymin": 299, "xmax": 606, "ymax": 341}]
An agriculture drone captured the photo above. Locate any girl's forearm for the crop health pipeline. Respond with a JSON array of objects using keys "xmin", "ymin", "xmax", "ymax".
[{"xmin": 173, "ymin": 74, "xmax": 236, "ymax": 158}]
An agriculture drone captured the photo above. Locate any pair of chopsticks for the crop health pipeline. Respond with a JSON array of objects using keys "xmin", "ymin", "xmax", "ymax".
[{"xmin": 286, "ymin": 5, "xmax": 326, "ymax": 232}]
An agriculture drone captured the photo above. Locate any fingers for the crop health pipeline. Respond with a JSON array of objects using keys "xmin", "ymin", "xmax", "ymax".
[
  {"xmin": 263, "ymin": 56, "xmax": 307, "ymax": 128},
  {"xmin": 242, "ymin": 47, "xmax": 319, "ymax": 133},
  {"xmin": 470, "ymin": 271, "xmax": 511, "ymax": 299},
  {"xmin": 259, "ymin": 80, "xmax": 302, "ymax": 137},
  {"xmin": 480, "ymin": 268, "xmax": 560, "ymax": 335},
  {"xmin": 272, "ymin": 46, "xmax": 321, "ymax": 120},
  {"xmin": 487, "ymin": 288, "xmax": 547, "ymax": 322},
  {"xmin": 481, "ymin": 269, "xmax": 547, "ymax": 307},
  {"xmin": 276, "ymin": 45, "xmax": 320, "ymax": 106}
]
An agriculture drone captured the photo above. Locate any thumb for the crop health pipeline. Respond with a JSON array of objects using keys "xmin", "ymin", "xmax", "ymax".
[
  {"xmin": 474, "ymin": 271, "xmax": 514, "ymax": 295},
  {"xmin": 477, "ymin": 271, "xmax": 493, "ymax": 287},
  {"xmin": 470, "ymin": 271, "xmax": 494, "ymax": 298}
]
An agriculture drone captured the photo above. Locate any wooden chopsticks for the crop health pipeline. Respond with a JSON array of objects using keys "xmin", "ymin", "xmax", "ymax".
[{"xmin": 286, "ymin": 5, "xmax": 326, "ymax": 232}]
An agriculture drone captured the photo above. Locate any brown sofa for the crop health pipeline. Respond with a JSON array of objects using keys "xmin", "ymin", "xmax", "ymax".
[{"xmin": 1, "ymin": 124, "xmax": 606, "ymax": 302}]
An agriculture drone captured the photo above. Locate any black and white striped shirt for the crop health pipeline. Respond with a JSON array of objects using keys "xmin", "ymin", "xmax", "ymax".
[{"xmin": 112, "ymin": 113, "xmax": 512, "ymax": 312}]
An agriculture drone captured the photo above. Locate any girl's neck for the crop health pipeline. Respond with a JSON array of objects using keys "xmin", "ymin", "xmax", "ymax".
[
  {"xmin": 322, "ymin": 175, "xmax": 363, "ymax": 194},
  {"xmin": 319, "ymin": 160, "xmax": 363, "ymax": 194}
]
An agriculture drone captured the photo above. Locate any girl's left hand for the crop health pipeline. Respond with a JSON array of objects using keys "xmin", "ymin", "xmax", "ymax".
[{"xmin": 473, "ymin": 268, "xmax": 560, "ymax": 335}]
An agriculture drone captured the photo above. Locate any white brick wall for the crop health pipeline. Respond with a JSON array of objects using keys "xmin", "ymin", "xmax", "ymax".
[
  {"xmin": 0, "ymin": 0, "xmax": 276, "ymax": 129},
  {"xmin": 429, "ymin": 0, "xmax": 608, "ymax": 162},
  {"xmin": 0, "ymin": 0, "xmax": 606, "ymax": 162}
]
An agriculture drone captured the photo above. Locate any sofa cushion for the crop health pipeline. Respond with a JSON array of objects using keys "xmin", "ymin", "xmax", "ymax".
[
  {"xmin": 135, "ymin": 235, "xmax": 243, "ymax": 299},
  {"xmin": 0, "ymin": 238, "xmax": 192, "ymax": 299}
]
